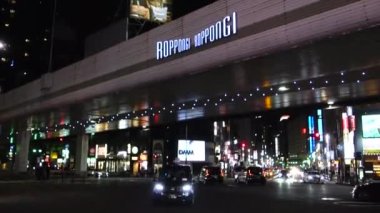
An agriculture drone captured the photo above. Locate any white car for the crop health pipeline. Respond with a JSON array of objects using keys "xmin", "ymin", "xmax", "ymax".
[
  {"xmin": 303, "ymin": 171, "xmax": 324, "ymax": 184},
  {"xmin": 233, "ymin": 166, "xmax": 246, "ymax": 182}
]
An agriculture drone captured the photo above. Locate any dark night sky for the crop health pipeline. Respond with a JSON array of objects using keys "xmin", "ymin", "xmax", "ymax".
[
  {"xmin": 57, "ymin": 0, "xmax": 217, "ymax": 37},
  {"xmin": 0, "ymin": 0, "xmax": 217, "ymax": 92},
  {"xmin": 57, "ymin": 0, "xmax": 127, "ymax": 36}
]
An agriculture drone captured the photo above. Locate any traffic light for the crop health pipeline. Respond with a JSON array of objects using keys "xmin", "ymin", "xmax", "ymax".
[
  {"xmin": 240, "ymin": 139, "xmax": 248, "ymax": 149},
  {"xmin": 314, "ymin": 132, "xmax": 320, "ymax": 141}
]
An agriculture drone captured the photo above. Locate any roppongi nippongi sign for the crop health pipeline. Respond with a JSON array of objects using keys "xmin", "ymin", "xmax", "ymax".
[{"xmin": 156, "ymin": 12, "xmax": 237, "ymax": 60}]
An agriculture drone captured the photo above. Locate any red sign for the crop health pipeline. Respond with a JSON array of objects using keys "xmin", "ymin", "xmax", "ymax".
[{"xmin": 348, "ymin": 115, "xmax": 356, "ymax": 131}]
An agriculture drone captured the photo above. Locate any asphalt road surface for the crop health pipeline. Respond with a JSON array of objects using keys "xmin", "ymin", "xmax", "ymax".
[{"xmin": 1, "ymin": 178, "xmax": 379, "ymax": 213}]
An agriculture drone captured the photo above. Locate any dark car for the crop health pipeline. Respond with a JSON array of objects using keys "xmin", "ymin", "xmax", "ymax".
[
  {"xmin": 152, "ymin": 164, "xmax": 194, "ymax": 205},
  {"xmin": 236, "ymin": 166, "xmax": 266, "ymax": 185},
  {"xmin": 199, "ymin": 166, "xmax": 224, "ymax": 184},
  {"xmin": 352, "ymin": 182, "xmax": 380, "ymax": 201}
]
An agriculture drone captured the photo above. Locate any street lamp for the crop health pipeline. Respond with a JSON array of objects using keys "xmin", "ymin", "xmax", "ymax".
[{"xmin": 0, "ymin": 41, "xmax": 6, "ymax": 50}]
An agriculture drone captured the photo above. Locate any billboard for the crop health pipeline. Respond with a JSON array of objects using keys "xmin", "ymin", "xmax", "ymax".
[
  {"xmin": 363, "ymin": 138, "xmax": 380, "ymax": 155},
  {"xmin": 177, "ymin": 140, "xmax": 205, "ymax": 162},
  {"xmin": 130, "ymin": 0, "xmax": 172, "ymax": 23},
  {"xmin": 362, "ymin": 114, "xmax": 380, "ymax": 138}
]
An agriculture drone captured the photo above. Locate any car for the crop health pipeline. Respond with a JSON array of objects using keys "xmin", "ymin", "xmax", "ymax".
[
  {"xmin": 303, "ymin": 171, "xmax": 324, "ymax": 184},
  {"xmin": 236, "ymin": 166, "xmax": 266, "ymax": 185},
  {"xmin": 198, "ymin": 166, "xmax": 224, "ymax": 184},
  {"xmin": 88, "ymin": 170, "xmax": 109, "ymax": 178},
  {"xmin": 352, "ymin": 182, "xmax": 380, "ymax": 201},
  {"xmin": 233, "ymin": 166, "xmax": 246, "ymax": 182},
  {"xmin": 152, "ymin": 164, "xmax": 194, "ymax": 205},
  {"xmin": 263, "ymin": 168, "xmax": 274, "ymax": 178}
]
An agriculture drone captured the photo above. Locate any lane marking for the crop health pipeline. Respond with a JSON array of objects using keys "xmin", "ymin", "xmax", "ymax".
[
  {"xmin": 334, "ymin": 201, "xmax": 380, "ymax": 207},
  {"xmin": 321, "ymin": 197, "xmax": 341, "ymax": 201}
]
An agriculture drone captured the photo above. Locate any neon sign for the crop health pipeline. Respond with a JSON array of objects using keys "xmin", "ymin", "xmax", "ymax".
[{"xmin": 156, "ymin": 12, "xmax": 237, "ymax": 60}]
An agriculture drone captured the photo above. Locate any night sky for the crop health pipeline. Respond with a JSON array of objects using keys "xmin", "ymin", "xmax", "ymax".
[{"xmin": 0, "ymin": 0, "xmax": 217, "ymax": 92}]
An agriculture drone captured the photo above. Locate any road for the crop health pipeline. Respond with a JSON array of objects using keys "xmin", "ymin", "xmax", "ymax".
[{"xmin": 0, "ymin": 178, "xmax": 379, "ymax": 213}]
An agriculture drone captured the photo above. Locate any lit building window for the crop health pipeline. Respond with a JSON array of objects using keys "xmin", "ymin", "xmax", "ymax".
[
  {"xmin": 1, "ymin": 57, "xmax": 7, "ymax": 62},
  {"xmin": 24, "ymin": 52, "xmax": 29, "ymax": 57},
  {"xmin": 25, "ymin": 38, "xmax": 30, "ymax": 43},
  {"xmin": 11, "ymin": 0, "xmax": 17, "ymax": 4},
  {"xmin": 24, "ymin": 72, "xmax": 27, "ymax": 75},
  {"xmin": 43, "ymin": 38, "xmax": 48, "ymax": 41},
  {"xmin": 10, "ymin": 9, "xmax": 15, "ymax": 14},
  {"xmin": 5, "ymin": 23, "xmax": 10, "ymax": 27}
]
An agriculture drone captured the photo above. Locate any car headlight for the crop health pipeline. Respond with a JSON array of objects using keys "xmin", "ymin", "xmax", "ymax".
[
  {"xmin": 154, "ymin": 183, "xmax": 164, "ymax": 191},
  {"xmin": 182, "ymin": 184, "xmax": 193, "ymax": 192},
  {"xmin": 308, "ymin": 175, "xmax": 313, "ymax": 180}
]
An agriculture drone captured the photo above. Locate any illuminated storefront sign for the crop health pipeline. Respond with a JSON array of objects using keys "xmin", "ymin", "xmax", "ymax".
[
  {"xmin": 96, "ymin": 144, "xmax": 107, "ymax": 159},
  {"xmin": 156, "ymin": 12, "xmax": 237, "ymax": 60},
  {"xmin": 362, "ymin": 114, "xmax": 380, "ymax": 138},
  {"xmin": 177, "ymin": 140, "xmax": 205, "ymax": 162},
  {"xmin": 363, "ymin": 138, "xmax": 380, "ymax": 155},
  {"xmin": 361, "ymin": 114, "xmax": 380, "ymax": 155},
  {"xmin": 342, "ymin": 110, "xmax": 355, "ymax": 160},
  {"xmin": 308, "ymin": 115, "xmax": 315, "ymax": 154}
]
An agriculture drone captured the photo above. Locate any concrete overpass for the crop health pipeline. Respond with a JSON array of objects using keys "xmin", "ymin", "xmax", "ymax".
[{"xmin": 1, "ymin": 0, "xmax": 380, "ymax": 173}]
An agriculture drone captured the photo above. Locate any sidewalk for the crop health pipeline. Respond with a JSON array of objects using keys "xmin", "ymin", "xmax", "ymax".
[
  {"xmin": 0, "ymin": 171, "xmax": 34, "ymax": 180},
  {"xmin": 0, "ymin": 170, "xmax": 154, "ymax": 184},
  {"xmin": 0, "ymin": 171, "xmax": 36, "ymax": 184}
]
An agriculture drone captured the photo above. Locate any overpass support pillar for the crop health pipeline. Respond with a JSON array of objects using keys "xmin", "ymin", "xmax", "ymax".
[
  {"xmin": 75, "ymin": 133, "xmax": 89, "ymax": 175},
  {"xmin": 14, "ymin": 131, "xmax": 31, "ymax": 173}
]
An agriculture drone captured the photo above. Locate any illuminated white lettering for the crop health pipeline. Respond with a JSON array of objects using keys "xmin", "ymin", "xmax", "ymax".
[
  {"xmin": 156, "ymin": 12, "xmax": 237, "ymax": 60},
  {"xmin": 215, "ymin": 21, "xmax": 222, "ymax": 40},
  {"xmin": 163, "ymin": 41, "xmax": 169, "ymax": 58},
  {"xmin": 200, "ymin": 31, "xmax": 205, "ymax": 46},
  {"xmin": 179, "ymin": 150, "xmax": 194, "ymax": 155},
  {"xmin": 232, "ymin": 12, "xmax": 237, "ymax": 34},
  {"xmin": 209, "ymin": 25, "xmax": 215, "ymax": 42},
  {"xmin": 173, "ymin": 40, "xmax": 178, "ymax": 54},
  {"xmin": 156, "ymin": 42, "xmax": 163, "ymax": 60},
  {"xmin": 223, "ymin": 16, "xmax": 231, "ymax": 37},
  {"xmin": 169, "ymin": 40, "xmax": 174, "ymax": 55},
  {"xmin": 204, "ymin": 28, "xmax": 209, "ymax": 44}
]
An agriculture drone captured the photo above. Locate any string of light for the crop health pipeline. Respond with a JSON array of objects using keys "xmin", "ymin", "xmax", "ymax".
[{"xmin": 7, "ymin": 68, "xmax": 371, "ymax": 137}]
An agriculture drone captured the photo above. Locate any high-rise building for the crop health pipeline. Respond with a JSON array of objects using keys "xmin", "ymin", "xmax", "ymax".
[{"xmin": 0, "ymin": 0, "xmax": 54, "ymax": 92}]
